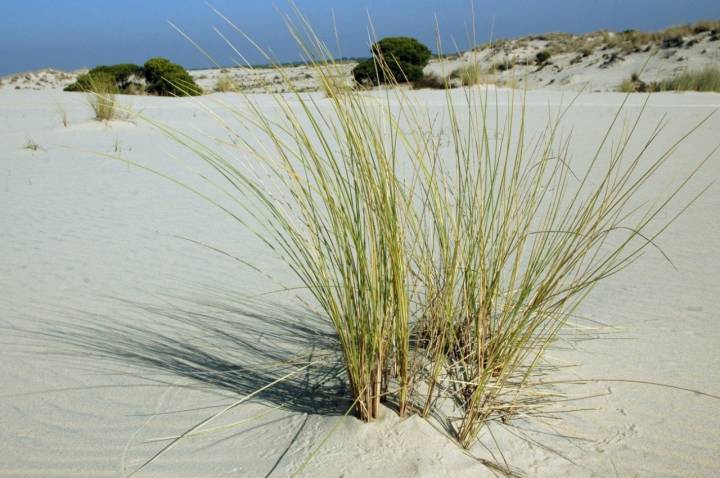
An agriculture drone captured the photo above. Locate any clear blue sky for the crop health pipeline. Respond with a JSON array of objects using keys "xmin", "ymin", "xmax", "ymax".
[{"xmin": 1, "ymin": 0, "xmax": 718, "ymax": 75}]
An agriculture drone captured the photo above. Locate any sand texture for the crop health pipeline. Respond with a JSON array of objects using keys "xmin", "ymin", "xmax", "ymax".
[{"xmin": 1, "ymin": 87, "xmax": 719, "ymax": 477}]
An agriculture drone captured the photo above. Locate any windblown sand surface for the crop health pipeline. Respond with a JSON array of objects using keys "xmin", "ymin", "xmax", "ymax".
[{"xmin": 1, "ymin": 88, "xmax": 719, "ymax": 477}]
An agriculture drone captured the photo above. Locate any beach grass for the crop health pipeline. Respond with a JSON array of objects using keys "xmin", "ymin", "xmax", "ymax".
[
  {"xmin": 451, "ymin": 63, "xmax": 490, "ymax": 86},
  {"xmin": 137, "ymin": 6, "xmax": 715, "ymax": 457},
  {"xmin": 86, "ymin": 75, "xmax": 119, "ymax": 121},
  {"xmin": 214, "ymin": 74, "xmax": 238, "ymax": 92},
  {"xmin": 657, "ymin": 65, "xmax": 720, "ymax": 92}
]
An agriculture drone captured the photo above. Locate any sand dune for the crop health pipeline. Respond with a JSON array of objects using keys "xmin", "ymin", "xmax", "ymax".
[{"xmin": 3, "ymin": 27, "xmax": 718, "ymax": 95}]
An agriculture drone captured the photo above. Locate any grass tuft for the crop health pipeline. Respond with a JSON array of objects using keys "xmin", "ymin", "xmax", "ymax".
[
  {"xmin": 214, "ymin": 75, "xmax": 238, "ymax": 92},
  {"xmin": 656, "ymin": 65, "xmax": 720, "ymax": 92},
  {"xmin": 451, "ymin": 64, "xmax": 491, "ymax": 86},
  {"xmin": 86, "ymin": 75, "xmax": 119, "ymax": 121}
]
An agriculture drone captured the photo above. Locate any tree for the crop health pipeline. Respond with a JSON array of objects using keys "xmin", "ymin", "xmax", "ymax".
[
  {"xmin": 142, "ymin": 58, "xmax": 202, "ymax": 96},
  {"xmin": 353, "ymin": 37, "xmax": 431, "ymax": 86}
]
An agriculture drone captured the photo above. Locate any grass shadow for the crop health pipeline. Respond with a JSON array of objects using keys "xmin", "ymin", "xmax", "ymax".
[{"xmin": 34, "ymin": 292, "xmax": 350, "ymax": 416}]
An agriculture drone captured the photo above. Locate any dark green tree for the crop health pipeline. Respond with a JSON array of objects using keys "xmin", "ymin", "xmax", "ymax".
[
  {"xmin": 353, "ymin": 37, "xmax": 431, "ymax": 85},
  {"xmin": 142, "ymin": 58, "xmax": 202, "ymax": 96}
]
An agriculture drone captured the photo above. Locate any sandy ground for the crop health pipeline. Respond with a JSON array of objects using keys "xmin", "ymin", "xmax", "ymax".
[{"xmin": 1, "ymin": 88, "xmax": 719, "ymax": 477}]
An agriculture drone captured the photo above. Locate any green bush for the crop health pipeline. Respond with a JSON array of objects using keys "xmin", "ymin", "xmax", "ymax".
[
  {"xmin": 64, "ymin": 72, "xmax": 114, "ymax": 92},
  {"xmin": 142, "ymin": 57, "xmax": 202, "ymax": 96},
  {"xmin": 535, "ymin": 50, "xmax": 552, "ymax": 65},
  {"xmin": 65, "ymin": 64, "xmax": 142, "ymax": 93},
  {"xmin": 89, "ymin": 64, "xmax": 143, "ymax": 91},
  {"xmin": 353, "ymin": 37, "xmax": 431, "ymax": 85}
]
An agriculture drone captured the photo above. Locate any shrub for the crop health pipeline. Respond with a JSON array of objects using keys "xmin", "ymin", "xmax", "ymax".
[
  {"xmin": 90, "ymin": 64, "xmax": 143, "ymax": 91},
  {"xmin": 65, "ymin": 64, "xmax": 143, "ymax": 93},
  {"xmin": 412, "ymin": 73, "xmax": 447, "ymax": 89},
  {"xmin": 353, "ymin": 37, "xmax": 431, "ymax": 85},
  {"xmin": 143, "ymin": 57, "xmax": 202, "ymax": 96},
  {"xmin": 661, "ymin": 35, "xmax": 684, "ymax": 49},
  {"xmin": 494, "ymin": 60, "xmax": 515, "ymax": 71},
  {"xmin": 535, "ymin": 49, "xmax": 552, "ymax": 65}
]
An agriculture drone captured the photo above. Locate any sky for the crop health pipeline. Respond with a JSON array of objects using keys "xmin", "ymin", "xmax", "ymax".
[{"xmin": 1, "ymin": 0, "xmax": 719, "ymax": 76}]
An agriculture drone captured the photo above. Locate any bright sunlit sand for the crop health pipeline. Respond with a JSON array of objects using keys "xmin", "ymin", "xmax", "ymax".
[{"xmin": 1, "ymin": 3, "xmax": 719, "ymax": 478}]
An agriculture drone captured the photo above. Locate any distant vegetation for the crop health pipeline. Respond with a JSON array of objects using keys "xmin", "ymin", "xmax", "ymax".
[
  {"xmin": 353, "ymin": 37, "xmax": 431, "ymax": 85},
  {"xmin": 657, "ymin": 65, "xmax": 720, "ymax": 92},
  {"xmin": 618, "ymin": 66, "xmax": 720, "ymax": 93},
  {"xmin": 450, "ymin": 64, "xmax": 489, "ymax": 86},
  {"xmin": 214, "ymin": 75, "xmax": 238, "ymax": 92},
  {"xmin": 479, "ymin": 19, "xmax": 719, "ymax": 58},
  {"xmin": 65, "ymin": 57, "xmax": 201, "ymax": 96},
  {"xmin": 143, "ymin": 57, "xmax": 202, "ymax": 96},
  {"xmin": 534, "ymin": 50, "xmax": 552, "ymax": 65}
]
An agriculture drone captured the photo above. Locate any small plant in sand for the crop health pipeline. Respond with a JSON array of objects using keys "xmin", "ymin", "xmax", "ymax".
[
  {"xmin": 214, "ymin": 75, "xmax": 238, "ymax": 92},
  {"xmin": 450, "ymin": 63, "xmax": 490, "ymax": 86},
  {"xmin": 56, "ymin": 103, "xmax": 69, "ymax": 127},
  {"xmin": 85, "ymin": 74, "xmax": 119, "ymax": 121}
]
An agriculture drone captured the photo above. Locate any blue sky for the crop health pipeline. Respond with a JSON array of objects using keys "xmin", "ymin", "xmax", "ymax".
[{"xmin": 1, "ymin": 0, "xmax": 718, "ymax": 75}]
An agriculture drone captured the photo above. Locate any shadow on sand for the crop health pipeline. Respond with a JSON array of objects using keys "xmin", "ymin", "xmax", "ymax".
[{"xmin": 35, "ymin": 291, "xmax": 351, "ymax": 417}]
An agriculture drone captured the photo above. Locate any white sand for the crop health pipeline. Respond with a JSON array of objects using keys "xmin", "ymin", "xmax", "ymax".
[{"xmin": 1, "ymin": 87, "xmax": 719, "ymax": 477}]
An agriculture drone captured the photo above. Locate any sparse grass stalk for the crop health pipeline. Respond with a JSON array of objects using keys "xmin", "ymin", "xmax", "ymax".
[{"xmin": 56, "ymin": 102, "xmax": 69, "ymax": 127}]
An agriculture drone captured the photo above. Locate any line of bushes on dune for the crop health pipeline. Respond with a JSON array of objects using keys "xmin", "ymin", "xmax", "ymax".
[{"xmin": 65, "ymin": 57, "xmax": 202, "ymax": 96}]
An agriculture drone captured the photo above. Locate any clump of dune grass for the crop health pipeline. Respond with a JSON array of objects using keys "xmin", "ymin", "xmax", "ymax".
[
  {"xmin": 86, "ymin": 75, "xmax": 119, "ymax": 121},
  {"xmin": 408, "ymin": 84, "xmax": 714, "ymax": 446},
  {"xmin": 451, "ymin": 63, "xmax": 490, "ymax": 86},
  {"xmin": 618, "ymin": 77, "xmax": 638, "ymax": 93},
  {"xmin": 656, "ymin": 65, "xmax": 720, "ymax": 92},
  {"xmin": 129, "ymin": 7, "xmax": 714, "ymax": 466},
  {"xmin": 214, "ymin": 74, "xmax": 238, "ymax": 92},
  {"xmin": 318, "ymin": 70, "xmax": 352, "ymax": 97}
]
